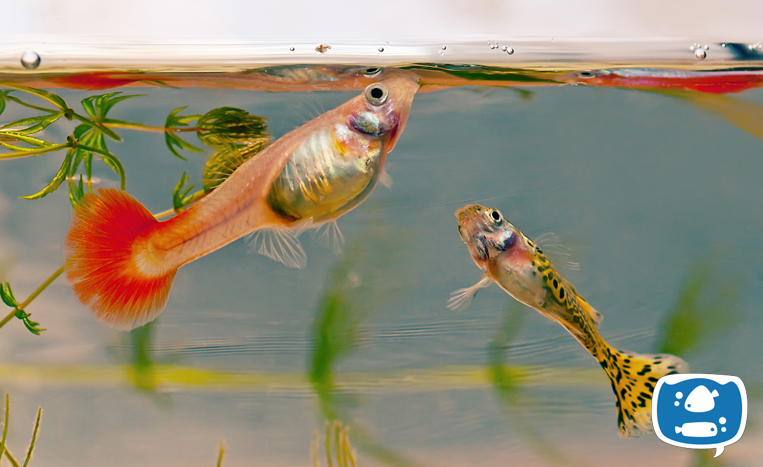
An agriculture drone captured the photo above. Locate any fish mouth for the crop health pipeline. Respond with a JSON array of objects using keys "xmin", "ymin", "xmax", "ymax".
[
  {"xmin": 454, "ymin": 204, "xmax": 486, "ymax": 242},
  {"xmin": 379, "ymin": 70, "xmax": 419, "ymax": 153}
]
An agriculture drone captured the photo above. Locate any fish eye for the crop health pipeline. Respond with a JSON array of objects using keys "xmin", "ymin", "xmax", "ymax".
[
  {"xmin": 364, "ymin": 83, "xmax": 388, "ymax": 106},
  {"xmin": 488, "ymin": 209, "xmax": 502, "ymax": 223},
  {"xmin": 578, "ymin": 71, "xmax": 594, "ymax": 78},
  {"xmin": 362, "ymin": 67, "xmax": 383, "ymax": 77}
]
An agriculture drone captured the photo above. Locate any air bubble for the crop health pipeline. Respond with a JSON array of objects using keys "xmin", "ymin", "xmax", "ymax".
[
  {"xmin": 676, "ymin": 392, "xmax": 683, "ymax": 399},
  {"xmin": 719, "ymin": 417, "xmax": 726, "ymax": 424},
  {"xmin": 20, "ymin": 51, "xmax": 40, "ymax": 69},
  {"xmin": 378, "ymin": 47, "xmax": 385, "ymax": 52},
  {"xmin": 289, "ymin": 47, "xmax": 295, "ymax": 51},
  {"xmin": 674, "ymin": 401, "xmax": 680, "ymax": 406},
  {"xmin": 441, "ymin": 45, "xmax": 447, "ymax": 50},
  {"xmin": 690, "ymin": 43, "xmax": 709, "ymax": 59},
  {"xmin": 722, "ymin": 427, "xmax": 727, "ymax": 432},
  {"xmin": 504, "ymin": 47, "xmax": 514, "ymax": 55}
]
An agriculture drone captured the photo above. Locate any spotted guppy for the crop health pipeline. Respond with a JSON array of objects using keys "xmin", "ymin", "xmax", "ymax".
[{"xmin": 450, "ymin": 204, "xmax": 689, "ymax": 437}]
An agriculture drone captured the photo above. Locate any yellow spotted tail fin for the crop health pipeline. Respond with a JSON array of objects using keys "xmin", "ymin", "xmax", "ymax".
[{"xmin": 598, "ymin": 344, "xmax": 689, "ymax": 438}]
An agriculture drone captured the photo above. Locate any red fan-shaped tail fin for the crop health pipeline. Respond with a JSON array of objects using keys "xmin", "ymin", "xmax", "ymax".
[{"xmin": 64, "ymin": 188, "xmax": 177, "ymax": 330}]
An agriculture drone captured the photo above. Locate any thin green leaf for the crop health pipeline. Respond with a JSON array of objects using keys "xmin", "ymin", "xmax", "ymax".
[
  {"xmin": 0, "ymin": 142, "xmax": 70, "ymax": 159},
  {"xmin": 98, "ymin": 93, "xmax": 142, "ymax": 116},
  {"xmin": 78, "ymin": 143, "xmax": 126, "ymax": 190},
  {"xmin": 20, "ymin": 150, "xmax": 74, "ymax": 200},
  {"xmin": 172, "ymin": 171, "xmax": 197, "ymax": 211},
  {"xmin": 0, "ymin": 91, "xmax": 7, "ymax": 116},
  {"xmin": 80, "ymin": 96, "xmax": 97, "ymax": 119},
  {"xmin": 71, "ymin": 115, "xmax": 121, "ymax": 141},
  {"xmin": 13, "ymin": 309, "xmax": 45, "ymax": 336},
  {"xmin": 1, "ymin": 84, "xmax": 69, "ymax": 111},
  {"xmin": 73, "ymin": 123, "xmax": 90, "ymax": 140},
  {"xmin": 0, "ymin": 283, "xmax": 17, "ymax": 308},
  {"xmin": 68, "ymin": 175, "xmax": 85, "ymax": 207},
  {"xmin": 164, "ymin": 132, "xmax": 203, "ymax": 160},
  {"xmin": 0, "ymin": 113, "xmax": 63, "ymax": 135},
  {"xmin": 84, "ymin": 149, "xmax": 93, "ymax": 183},
  {"xmin": 3, "ymin": 93, "xmax": 60, "ymax": 114},
  {"xmin": 165, "ymin": 106, "xmax": 201, "ymax": 129},
  {"xmin": 81, "ymin": 92, "xmax": 142, "ymax": 122},
  {"xmin": 0, "ymin": 131, "xmax": 53, "ymax": 148},
  {"xmin": 22, "ymin": 407, "xmax": 42, "ymax": 467}
]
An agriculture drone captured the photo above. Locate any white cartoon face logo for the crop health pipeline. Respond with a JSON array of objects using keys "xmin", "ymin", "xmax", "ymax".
[{"xmin": 653, "ymin": 374, "xmax": 746, "ymax": 458}]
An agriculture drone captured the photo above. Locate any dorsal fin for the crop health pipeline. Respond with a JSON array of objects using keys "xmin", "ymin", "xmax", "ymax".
[
  {"xmin": 576, "ymin": 295, "xmax": 603, "ymax": 325},
  {"xmin": 534, "ymin": 232, "xmax": 580, "ymax": 271}
]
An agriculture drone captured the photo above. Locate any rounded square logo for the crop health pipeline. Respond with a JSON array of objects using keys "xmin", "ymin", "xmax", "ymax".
[{"xmin": 652, "ymin": 374, "xmax": 747, "ymax": 457}]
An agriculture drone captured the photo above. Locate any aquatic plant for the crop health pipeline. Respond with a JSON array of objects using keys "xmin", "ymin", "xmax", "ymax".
[
  {"xmin": 0, "ymin": 84, "xmax": 270, "ymax": 335},
  {"xmin": 0, "ymin": 395, "xmax": 43, "ymax": 467},
  {"xmin": 311, "ymin": 420, "xmax": 357, "ymax": 467},
  {"xmin": 309, "ymin": 229, "xmax": 417, "ymax": 467},
  {"xmin": 488, "ymin": 302, "xmax": 586, "ymax": 467}
]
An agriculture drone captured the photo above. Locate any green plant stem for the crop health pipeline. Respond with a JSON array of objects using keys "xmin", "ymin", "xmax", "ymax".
[
  {"xmin": 216, "ymin": 439, "xmax": 225, "ymax": 467},
  {"xmin": 104, "ymin": 122, "xmax": 200, "ymax": 133},
  {"xmin": 22, "ymin": 408, "xmax": 42, "ymax": 467},
  {"xmin": 4, "ymin": 448, "xmax": 20, "ymax": 467},
  {"xmin": 19, "ymin": 266, "xmax": 64, "ymax": 310},
  {"xmin": 0, "ymin": 266, "xmax": 64, "ymax": 331}
]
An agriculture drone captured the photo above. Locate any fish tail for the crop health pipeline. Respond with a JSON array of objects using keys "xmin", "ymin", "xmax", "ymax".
[
  {"xmin": 596, "ymin": 340, "xmax": 689, "ymax": 438},
  {"xmin": 64, "ymin": 188, "xmax": 176, "ymax": 330}
]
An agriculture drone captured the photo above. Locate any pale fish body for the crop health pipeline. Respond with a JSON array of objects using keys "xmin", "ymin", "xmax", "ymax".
[
  {"xmin": 451, "ymin": 204, "xmax": 688, "ymax": 437},
  {"xmin": 64, "ymin": 70, "xmax": 419, "ymax": 330}
]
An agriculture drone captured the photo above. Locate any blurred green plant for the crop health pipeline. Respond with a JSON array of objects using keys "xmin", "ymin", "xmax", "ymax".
[
  {"xmin": 312, "ymin": 420, "xmax": 357, "ymax": 467},
  {"xmin": 0, "ymin": 394, "xmax": 43, "ymax": 467},
  {"xmin": 653, "ymin": 253, "xmax": 741, "ymax": 467},
  {"xmin": 656, "ymin": 252, "xmax": 741, "ymax": 357},
  {"xmin": 309, "ymin": 229, "xmax": 417, "ymax": 467},
  {"xmin": 215, "ymin": 439, "xmax": 226, "ymax": 467},
  {"xmin": 488, "ymin": 302, "xmax": 587, "ymax": 467}
]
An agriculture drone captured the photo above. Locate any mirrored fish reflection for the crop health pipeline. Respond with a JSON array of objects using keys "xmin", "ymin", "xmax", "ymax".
[
  {"xmin": 64, "ymin": 69, "xmax": 419, "ymax": 331},
  {"xmin": 451, "ymin": 203, "xmax": 689, "ymax": 437}
]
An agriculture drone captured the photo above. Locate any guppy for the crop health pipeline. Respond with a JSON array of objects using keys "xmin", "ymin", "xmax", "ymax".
[
  {"xmin": 450, "ymin": 204, "xmax": 688, "ymax": 437},
  {"xmin": 64, "ymin": 70, "xmax": 419, "ymax": 330}
]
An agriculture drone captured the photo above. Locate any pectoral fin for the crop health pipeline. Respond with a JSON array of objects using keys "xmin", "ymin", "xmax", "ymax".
[{"xmin": 447, "ymin": 275, "xmax": 493, "ymax": 311}]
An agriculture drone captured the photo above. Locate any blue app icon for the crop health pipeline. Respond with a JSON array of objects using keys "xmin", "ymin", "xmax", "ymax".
[{"xmin": 653, "ymin": 374, "xmax": 747, "ymax": 457}]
